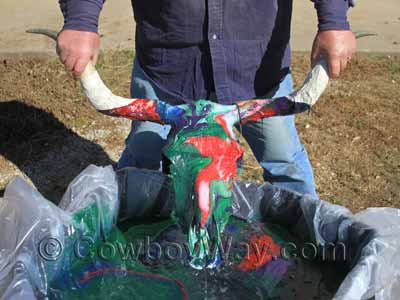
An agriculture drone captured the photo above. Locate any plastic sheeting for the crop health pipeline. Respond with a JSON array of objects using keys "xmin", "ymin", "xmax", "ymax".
[
  {"xmin": 0, "ymin": 165, "xmax": 399, "ymax": 300},
  {"xmin": 232, "ymin": 181, "xmax": 400, "ymax": 300},
  {"xmin": 0, "ymin": 165, "xmax": 119, "ymax": 300}
]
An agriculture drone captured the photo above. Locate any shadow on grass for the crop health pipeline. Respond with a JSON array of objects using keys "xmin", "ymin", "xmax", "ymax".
[{"xmin": 0, "ymin": 100, "xmax": 113, "ymax": 203}]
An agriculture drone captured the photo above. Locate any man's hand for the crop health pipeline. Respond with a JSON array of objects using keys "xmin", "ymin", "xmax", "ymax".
[
  {"xmin": 311, "ymin": 30, "xmax": 356, "ymax": 79},
  {"xmin": 57, "ymin": 29, "xmax": 100, "ymax": 77}
]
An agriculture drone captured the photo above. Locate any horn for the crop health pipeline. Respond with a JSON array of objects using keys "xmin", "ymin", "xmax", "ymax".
[
  {"xmin": 287, "ymin": 58, "xmax": 330, "ymax": 106},
  {"xmin": 26, "ymin": 29, "xmax": 181, "ymax": 125},
  {"xmin": 236, "ymin": 58, "xmax": 329, "ymax": 124},
  {"xmin": 236, "ymin": 32, "xmax": 377, "ymax": 124}
]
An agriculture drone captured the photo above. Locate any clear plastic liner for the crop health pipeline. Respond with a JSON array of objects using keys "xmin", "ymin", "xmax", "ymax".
[
  {"xmin": 0, "ymin": 165, "xmax": 119, "ymax": 300},
  {"xmin": 1, "ymin": 167, "xmax": 399, "ymax": 300},
  {"xmin": 1, "ymin": 262, "xmax": 36, "ymax": 300},
  {"xmin": 334, "ymin": 208, "xmax": 400, "ymax": 300},
  {"xmin": 232, "ymin": 181, "xmax": 400, "ymax": 300},
  {"xmin": 0, "ymin": 176, "xmax": 70, "ymax": 298},
  {"xmin": 59, "ymin": 164, "xmax": 119, "ymax": 234}
]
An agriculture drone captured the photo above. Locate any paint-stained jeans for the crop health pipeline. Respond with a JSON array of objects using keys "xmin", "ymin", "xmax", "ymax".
[{"xmin": 117, "ymin": 59, "xmax": 317, "ymax": 197}]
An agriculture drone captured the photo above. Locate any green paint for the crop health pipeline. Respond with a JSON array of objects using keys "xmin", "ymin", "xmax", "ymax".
[
  {"xmin": 47, "ymin": 201, "xmax": 295, "ymax": 300},
  {"xmin": 36, "ymin": 100, "xmax": 307, "ymax": 298},
  {"xmin": 163, "ymin": 100, "xmax": 240, "ymax": 268}
]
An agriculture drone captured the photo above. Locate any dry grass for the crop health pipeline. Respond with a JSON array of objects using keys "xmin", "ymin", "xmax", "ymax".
[
  {"xmin": 293, "ymin": 53, "xmax": 400, "ymax": 210},
  {"xmin": 0, "ymin": 52, "xmax": 399, "ymax": 211}
]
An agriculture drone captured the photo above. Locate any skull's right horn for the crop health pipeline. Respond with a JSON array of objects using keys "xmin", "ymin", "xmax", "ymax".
[
  {"xmin": 236, "ymin": 59, "xmax": 330, "ymax": 124},
  {"xmin": 236, "ymin": 32, "xmax": 377, "ymax": 124}
]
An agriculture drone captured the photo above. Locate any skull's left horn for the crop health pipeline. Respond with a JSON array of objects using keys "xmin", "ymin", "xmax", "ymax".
[{"xmin": 27, "ymin": 29, "xmax": 181, "ymax": 125}]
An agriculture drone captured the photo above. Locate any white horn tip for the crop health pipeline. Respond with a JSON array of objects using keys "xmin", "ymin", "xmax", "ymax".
[
  {"xmin": 79, "ymin": 62, "xmax": 133, "ymax": 111},
  {"xmin": 288, "ymin": 58, "xmax": 330, "ymax": 106}
]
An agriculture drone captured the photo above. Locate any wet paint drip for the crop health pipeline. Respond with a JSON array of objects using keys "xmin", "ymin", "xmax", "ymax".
[
  {"xmin": 164, "ymin": 100, "xmax": 242, "ymax": 268},
  {"xmin": 237, "ymin": 234, "xmax": 282, "ymax": 272},
  {"xmin": 184, "ymin": 113, "xmax": 243, "ymax": 227},
  {"xmin": 184, "ymin": 133, "xmax": 243, "ymax": 227}
]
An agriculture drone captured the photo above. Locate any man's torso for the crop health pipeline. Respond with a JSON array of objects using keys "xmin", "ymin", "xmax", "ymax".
[{"xmin": 133, "ymin": 0, "xmax": 293, "ymax": 104}]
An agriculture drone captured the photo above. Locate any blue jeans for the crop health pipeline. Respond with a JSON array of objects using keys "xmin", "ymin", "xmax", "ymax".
[{"xmin": 117, "ymin": 59, "xmax": 317, "ymax": 197}]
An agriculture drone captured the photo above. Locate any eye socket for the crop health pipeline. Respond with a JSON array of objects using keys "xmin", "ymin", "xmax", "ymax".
[{"xmin": 202, "ymin": 105, "xmax": 210, "ymax": 113}]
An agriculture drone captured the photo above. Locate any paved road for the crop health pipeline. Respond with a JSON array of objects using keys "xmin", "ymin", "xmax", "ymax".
[{"xmin": 0, "ymin": 0, "xmax": 399, "ymax": 54}]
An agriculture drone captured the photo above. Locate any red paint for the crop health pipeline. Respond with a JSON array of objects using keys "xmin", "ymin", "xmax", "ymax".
[
  {"xmin": 104, "ymin": 99, "xmax": 162, "ymax": 122},
  {"xmin": 237, "ymin": 100, "xmax": 283, "ymax": 124},
  {"xmin": 237, "ymin": 234, "xmax": 281, "ymax": 271},
  {"xmin": 241, "ymin": 107, "xmax": 277, "ymax": 123},
  {"xmin": 184, "ymin": 115, "xmax": 243, "ymax": 227},
  {"xmin": 79, "ymin": 267, "xmax": 189, "ymax": 300},
  {"xmin": 238, "ymin": 100, "xmax": 279, "ymax": 124}
]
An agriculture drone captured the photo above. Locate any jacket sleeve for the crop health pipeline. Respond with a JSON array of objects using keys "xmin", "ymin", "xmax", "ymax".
[
  {"xmin": 59, "ymin": 0, "xmax": 105, "ymax": 33},
  {"xmin": 312, "ymin": 0, "xmax": 355, "ymax": 31}
]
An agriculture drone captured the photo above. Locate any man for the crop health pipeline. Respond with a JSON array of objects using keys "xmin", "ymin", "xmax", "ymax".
[{"xmin": 57, "ymin": 0, "xmax": 356, "ymax": 197}]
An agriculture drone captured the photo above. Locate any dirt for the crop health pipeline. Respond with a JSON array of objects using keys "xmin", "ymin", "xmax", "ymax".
[
  {"xmin": 241, "ymin": 53, "xmax": 400, "ymax": 211},
  {"xmin": 293, "ymin": 53, "xmax": 400, "ymax": 210},
  {"xmin": 0, "ymin": 0, "xmax": 399, "ymax": 54},
  {"xmin": 1, "ymin": 51, "xmax": 399, "ymax": 210},
  {"xmin": 0, "ymin": 51, "xmax": 134, "ymax": 201},
  {"xmin": 292, "ymin": 0, "xmax": 400, "ymax": 52}
]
